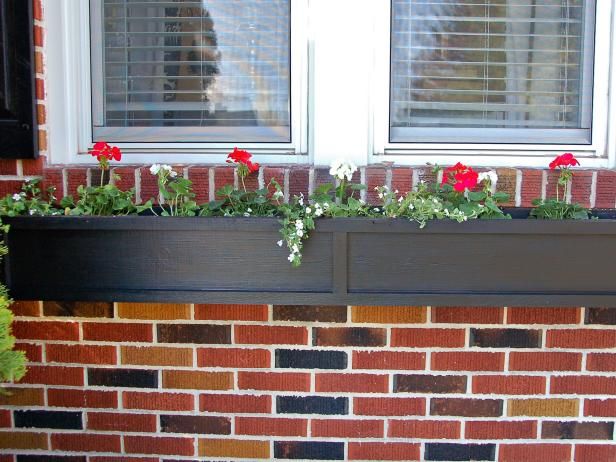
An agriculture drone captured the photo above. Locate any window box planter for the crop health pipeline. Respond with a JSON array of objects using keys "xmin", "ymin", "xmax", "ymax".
[{"xmin": 4, "ymin": 214, "xmax": 616, "ymax": 307}]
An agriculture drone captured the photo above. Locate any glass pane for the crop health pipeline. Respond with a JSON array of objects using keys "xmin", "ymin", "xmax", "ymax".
[
  {"xmin": 92, "ymin": 0, "xmax": 290, "ymax": 142},
  {"xmin": 390, "ymin": 0, "xmax": 594, "ymax": 141}
]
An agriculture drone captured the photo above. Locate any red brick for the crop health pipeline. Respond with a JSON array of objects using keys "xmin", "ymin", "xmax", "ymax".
[
  {"xmin": 432, "ymin": 352, "xmax": 504, "ymax": 371},
  {"xmin": 500, "ymin": 444, "xmax": 571, "ymax": 462},
  {"xmin": 520, "ymin": 169, "xmax": 543, "ymax": 207},
  {"xmin": 91, "ymin": 458, "xmax": 158, "ymax": 462},
  {"xmin": 13, "ymin": 320, "xmax": 79, "ymax": 341},
  {"xmin": 139, "ymin": 166, "xmax": 159, "ymax": 203},
  {"xmin": 33, "ymin": 0, "xmax": 43, "ymax": 20},
  {"xmin": 34, "ymin": 25, "xmax": 44, "ymax": 46},
  {"xmin": 391, "ymin": 167, "xmax": 413, "ymax": 196},
  {"xmin": 288, "ymin": 167, "xmax": 309, "ymax": 199},
  {"xmin": 585, "ymin": 399, "xmax": 616, "ymax": 417},
  {"xmin": 366, "ymin": 167, "xmax": 387, "ymax": 204},
  {"xmin": 354, "ymin": 397, "xmax": 425, "ymax": 416},
  {"xmin": 348, "ymin": 442, "xmax": 420, "ymax": 461},
  {"xmin": 35, "ymin": 78, "xmax": 44, "ymax": 100},
  {"xmin": 111, "ymin": 167, "xmax": 136, "ymax": 192},
  {"xmin": 42, "ymin": 168, "xmax": 63, "ymax": 196},
  {"xmin": 551, "ymin": 376, "xmax": 616, "ymax": 395},
  {"xmin": 466, "ymin": 420, "xmax": 537, "ymax": 439},
  {"xmin": 125, "ymin": 436, "xmax": 194, "ymax": 456},
  {"xmin": 195, "ymin": 304, "xmax": 268, "ymax": 321},
  {"xmin": 353, "ymin": 351, "xmax": 425, "ymax": 370},
  {"xmin": 0, "ymin": 160, "xmax": 17, "ymax": 175},
  {"xmin": 0, "ymin": 410, "xmax": 11, "ymax": 427},
  {"xmin": 236, "ymin": 417, "xmax": 307, "ymax": 437},
  {"xmin": 83, "ymin": 322, "xmax": 153, "ymax": 342},
  {"xmin": 88, "ymin": 412, "xmax": 157, "ymax": 432},
  {"xmin": 200, "ymin": 394, "xmax": 271, "ymax": 413},
  {"xmin": 238, "ymin": 372, "xmax": 310, "ymax": 392},
  {"xmin": 48, "ymin": 388, "xmax": 117, "ymax": 409},
  {"xmin": 316, "ymin": 373, "xmax": 388, "ymax": 393},
  {"xmin": 547, "ymin": 329, "xmax": 616, "ymax": 348},
  {"xmin": 509, "ymin": 352, "xmax": 582, "ymax": 371},
  {"xmin": 23, "ymin": 155, "xmax": 45, "ymax": 175},
  {"xmin": 545, "ymin": 169, "xmax": 561, "ymax": 201},
  {"xmin": 197, "ymin": 348, "xmax": 270, "ymax": 368},
  {"xmin": 432, "ymin": 306, "xmax": 503, "ymax": 324},
  {"xmin": 595, "ymin": 170, "xmax": 616, "ymax": 208},
  {"xmin": 388, "ymin": 420, "xmax": 460, "ymax": 439},
  {"xmin": 22, "ymin": 365, "xmax": 84, "ymax": 386},
  {"xmin": 570, "ymin": 171, "xmax": 594, "ymax": 207},
  {"xmin": 234, "ymin": 325, "xmax": 308, "ymax": 345},
  {"xmin": 15, "ymin": 343, "xmax": 42, "ymax": 362},
  {"xmin": 124, "ymin": 391, "xmax": 194, "ymax": 411},
  {"xmin": 10, "ymin": 300, "xmax": 41, "ymax": 317},
  {"xmin": 65, "ymin": 167, "xmax": 87, "ymax": 197},
  {"xmin": 187, "ymin": 166, "xmax": 210, "ymax": 203},
  {"xmin": 587, "ymin": 353, "xmax": 616, "ymax": 371},
  {"xmin": 508, "ymin": 307, "xmax": 580, "ymax": 325},
  {"xmin": 51, "ymin": 433, "xmax": 121, "ymax": 453},
  {"xmin": 213, "ymin": 166, "xmax": 235, "ymax": 198},
  {"xmin": 473, "ymin": 376, "xmax": 545, "ymax": 395},
  {"xmin": 46, "ymin": 344, "xmax": 117, "ymax": 365},
  {"xmin": 263, "ymin": 166, "xmax": 285, "ymax": 199},
  {"xmin": 575, "ymin": 444, "xmax": 616, "ymax": 462},
  {"xmin": 312, "ymin": 419, "xmax": 384, "ymax": 438},
  {"xmin": 391, "ymin": 328, "xmax": 465, "ymax": 347}
]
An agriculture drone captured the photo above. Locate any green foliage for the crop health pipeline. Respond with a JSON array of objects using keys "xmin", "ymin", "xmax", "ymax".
[
  {"xmin": 0, "ymin": 179, "xmax": 60, "ymax": 216},
  {"xmin": 138, "ymin": 166, "xmax": 198, "ymax": 217},
  {"xmin": 529, "ymin": 199, "xmax": 590, "ymax": 220},
  {"xmin": 201, "ymin": 180, "xmax": 284, "ymax": 218},
  {"xmin": 0, "ymin": 223, "xmax": 27, "ymax": 393},
  {"xmin": 61, "ymin": 184, "xmax": 137, "ymax": 216}
]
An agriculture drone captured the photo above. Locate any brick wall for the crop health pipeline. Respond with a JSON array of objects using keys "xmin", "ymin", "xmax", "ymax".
[{"xmin": 1, "ymin": 302, "xmax": 615, "ymax": 461}]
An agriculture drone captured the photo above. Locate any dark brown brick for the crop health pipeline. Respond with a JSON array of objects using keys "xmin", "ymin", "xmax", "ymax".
[
  {"xmin": 313, "ymin": 327, "xmax": 386, "ymax": 347},
  {"xmin": 470, "ymin": 328, "xmax": 541, "ymax": 348},
  {"xmin": 395, "ymin": 375, "xmax": 466, "ymax": 394},
  {"xmin": 273, "ymin": 305, "xmax": 347, "ymax": 323},
  {"xmin": 586, "ymin": 307, "xmax": 616, "ymax": 325},
  {"xmin": 595, "ymin": 170, "xmax": 616, "ymax": 208},
  {"xmin": 160, "ymin": 415, "xmax": 230, "ymax": 435},
  {"xmin": 542, "ymin": 421, "xmax": 614, "ymax": 440},
  {"xmin": 288, "ymin": 167, "xmax": 309, "ymax": 200},
  {"xmin": 157, "ymin": 324, "xmax": 230, "ymax": 344},
  {"xmin": 43, "ymin": 301, "xmax": 113, "ymax": 318},
  {"xmin": 10, "ymin": 301, "xmax": 41, "ymax": 317},
  {"xmin": 430, "ymin": 398, "xmax": 503, "ymax": 417},
  {"xmin": 432, "ymin": 306, "xmax": 503, "ymax": 324},
  {"xmin": 366, "ymin": 167, "xmax": 387, "ymax": 204}
]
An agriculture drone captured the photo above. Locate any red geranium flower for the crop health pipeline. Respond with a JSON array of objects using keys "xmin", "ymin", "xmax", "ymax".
[
  {"xmin": 90, "ymin": 142, "xmax": 122, "ymax": 162},
  {"xmin": 442, "ymin": 162, "xmax": 478, "ymax": 192},
  {"xmin": 227, "ymin": 147, "xmax": 259, "ymax": 173},
  {"xmin": 549, "ymin": 152, "xmax": 580, "ymax": 170}
]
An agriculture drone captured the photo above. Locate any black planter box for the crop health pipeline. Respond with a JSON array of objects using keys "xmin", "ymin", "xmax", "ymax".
[{"xmin": 4, "ymin": 215, "xmax": 616, "ymax": 306}]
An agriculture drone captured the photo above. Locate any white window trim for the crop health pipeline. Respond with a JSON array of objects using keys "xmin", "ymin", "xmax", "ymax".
[
  {"xmin": 371, "ymin": 0, "xmax": 616, "ymax": 169},
  {"xmin": 45, "ymin": 0, "xmax": 310, "ymax": 165},
  {"xmin": 45, "ymin": 0, "xmax": 616, "ymax": 168}
]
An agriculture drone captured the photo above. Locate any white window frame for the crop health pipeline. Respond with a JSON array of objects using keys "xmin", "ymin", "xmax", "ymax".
[
  {"xmin": 45, "ymin": 0, "xmax": 309, "ymax": 165},
  {"xmin": 44, "ymin": 0, "xmax": 616, "ymax": 168},
  {"xmin": 371, "ymin": 0, "xmax": 616, "ymax": 168}
]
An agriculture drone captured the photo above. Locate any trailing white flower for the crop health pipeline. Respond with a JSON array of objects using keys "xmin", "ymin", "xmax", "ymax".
[
  {"xmin": 150, "ymin": 164, "xmax": 161, "ymax": 175},
  {"xmin": 12, "ymin": 194, "xmax": 21, "ymax": 201},
  {"xmin": 305, "ymin": 207, "xmax": 312, "ymax": 215},
  {"xmin": 277, "ymin": 240, "xmax": 284, "ymax": 247},
  {"xmin": 329, "ymin": 159, "xmax": 357, "ymax": 181}
]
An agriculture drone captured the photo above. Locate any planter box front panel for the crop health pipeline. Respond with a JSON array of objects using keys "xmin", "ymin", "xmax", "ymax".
[
  {"xmin": 347, "ymin": 232, "xmax": 616, "ymax": 294},
  {"xmin": 5, "ymin": 216, "xmax": 616, "ymax": 306}
]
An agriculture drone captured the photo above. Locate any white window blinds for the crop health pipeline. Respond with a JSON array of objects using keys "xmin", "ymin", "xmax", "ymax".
[
  {"xmin": 90, "ymin": 0, "xmax": 291, "ymax": 143},
  {"xmin": 390, "ymin": 0, "xmax": 595, "ymax": 144}
]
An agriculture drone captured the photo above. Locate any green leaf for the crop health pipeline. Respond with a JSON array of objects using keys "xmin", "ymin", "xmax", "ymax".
[{"xmin": 467, "ymin": 191, "xmax": 486, "ymax": 202}]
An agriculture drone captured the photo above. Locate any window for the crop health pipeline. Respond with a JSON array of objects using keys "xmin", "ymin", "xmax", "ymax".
[
  {"xmin": 389, "ymin": 0, "xmax": 596, "ymax": 145},
  {"xmin": 90, "ymin": 0, "xmax": 291, "ymax": 143}
]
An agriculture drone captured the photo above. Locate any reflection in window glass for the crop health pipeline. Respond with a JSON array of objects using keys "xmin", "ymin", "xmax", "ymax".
[
  {"xmin": 92, "ymin": 0, "xmax": 290, "ymax": 142},
  {"xmin": 390, "ymin": 0, "xmax": 595, "ymax": 144}
]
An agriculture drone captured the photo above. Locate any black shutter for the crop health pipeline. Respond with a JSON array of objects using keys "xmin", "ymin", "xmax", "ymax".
[{"xmin": 0, "ymin": 0, "xmax": 37, "ymax": 159}]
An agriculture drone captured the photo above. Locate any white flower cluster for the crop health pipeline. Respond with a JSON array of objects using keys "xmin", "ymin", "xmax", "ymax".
[
  {"xmin": 150, "ymin": 164, "xmax": 177, "ymax": 177},
  {"xmin": 329, "ymin": 159, "xmax": 357, "ymax": 181},
  {"xmin": 12, "ymin": 193, "xmax": 22, "ymax": 201},
  {"xmin": 478, "ymin": 170, "xmax": 498, "ymax": 186}
]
